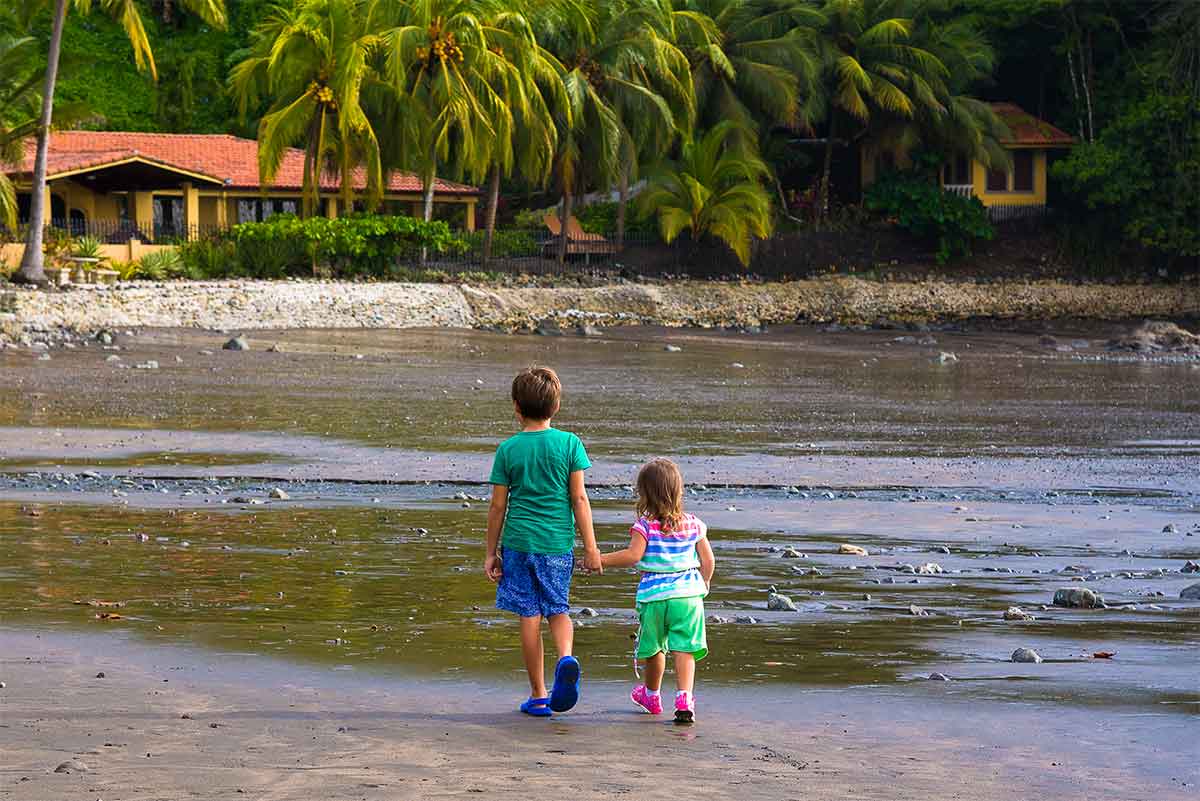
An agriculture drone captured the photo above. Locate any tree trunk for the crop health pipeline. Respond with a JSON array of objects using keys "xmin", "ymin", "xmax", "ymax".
[
  {"xmin": 817, "ymin": 113, "xmax": 837, "ymax": 225},
  {"xmin": 482, "ymin": 168, "xmax": 500, "ymax": 267},
  {"xmin": 15, "ymin": 0, "xmax": 67, "ymax": 285},
  {"xmin": 419, "ymin": 171, "xmax": 434, "ymax": 267},
  {"xmin": 615, "ymin": 168, "xmax": 628, "ymax": 252},
  {"xmin": 556, "ymin": 191, "xmax": 573, "ymax": 264}
]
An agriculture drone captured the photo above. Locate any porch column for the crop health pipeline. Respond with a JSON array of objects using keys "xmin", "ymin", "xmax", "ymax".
[
  {"xmin": 43, "ymin": 184, "xmax": 53, "ymax": 226},
  {"xmin": 411, "ymin": 201, "xmax": 423, "ymax": 218},
  {"xmin": 182, "ymin": 182, "xmax": 200, "ymax": 240},
  {"xmin": 133, "ymin": 191, "xmax": 154, "ymax": 241},
  {"xmin": 464, "ymin": 201, "xmax": 476, "ymax": 232},
  {"xmin": 215, "ymin": 191, "xmax": 228, "ymax": 230},
  {"xmin": 324, "ymin": 196, "xmax": 338, "ymax": 219}
]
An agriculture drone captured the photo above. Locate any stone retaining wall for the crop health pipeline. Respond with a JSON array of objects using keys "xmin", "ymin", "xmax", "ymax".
[{"xmin": 2, "ymin": 278, "xmax": 1198, "ymax": 341}]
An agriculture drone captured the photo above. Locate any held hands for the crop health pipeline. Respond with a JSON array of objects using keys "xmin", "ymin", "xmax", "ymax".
[
  {"xmin": 580, "ymin": 547, "xmax": 604, "ymax": 576},
  {"xmin": 484, "ymin": 553, "xmax": 503, "ymax": 582}
]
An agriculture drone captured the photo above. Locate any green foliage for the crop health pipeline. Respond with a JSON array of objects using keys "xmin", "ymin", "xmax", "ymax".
[
  {"xmin": 228, "ymin": 214, "xmax": 465, "ymax": 278},
  {"xmin": 70, "ymin": 235, "xmax": 104, "ymax": 260},
  {"xmin": 176, "ymin": 235, "xmax": 237, "ymax": 279},
  {"xmin": 573, "ymin": 202, "xmax": 656, "ymax": 237},
  {"xmin": 135, "ymin": 248, "xmax": 186, "ymax": 280},
  {"xmin": 864, "ymin": 169, "xmax": 993, "ymax": 263},
  {"xmin": 1053, "ymin": 89, "xmax": 1200, "ymax": 261},
  {"xmin": 639, "ymin": 122, "xmax": 773, "ymax": 266},
  {"xmin": 455, "ymin": 229, "xmax": 539, "ymax": 259}
]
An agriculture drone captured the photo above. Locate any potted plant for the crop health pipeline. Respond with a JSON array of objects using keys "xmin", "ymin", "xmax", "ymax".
[{"xmin": 68, "ymin": 235, "xmax": 105, "ymax": 282}]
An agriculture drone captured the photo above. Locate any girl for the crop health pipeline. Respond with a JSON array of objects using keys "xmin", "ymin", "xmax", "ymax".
[{"xmin": 600, "ymin": 458, "xmax": 715, "ymax": 723}]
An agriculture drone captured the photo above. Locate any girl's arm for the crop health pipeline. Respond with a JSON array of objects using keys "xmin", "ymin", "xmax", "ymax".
[
  {"xmin": 484, "ymin": 485, "xmax": 508, "ymax": 582},
  {"xmin": 600, "ymin": 530, "xmax": 648, "ymax": 569},
  {"xmin": 696, "ymin": 536, "xmax": 715, "ymax": 587}
]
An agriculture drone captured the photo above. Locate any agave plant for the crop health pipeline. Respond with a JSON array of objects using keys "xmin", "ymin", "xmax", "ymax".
[{"xmin": 70, "ymin": 235, "xmax": 105, "ymax": 260}]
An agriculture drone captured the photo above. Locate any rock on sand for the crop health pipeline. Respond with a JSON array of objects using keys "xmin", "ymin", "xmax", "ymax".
[
  {"xmin": 838, "ymin": 544, "xmax": 869, "ymax": 556},
  {"xmin": 1053, "ymin": 587, "xmax": 1105, "ymax": 609},
  {"xmin": 1011, "ymin": 647, "xmax": 1043, "ymax": 664}
]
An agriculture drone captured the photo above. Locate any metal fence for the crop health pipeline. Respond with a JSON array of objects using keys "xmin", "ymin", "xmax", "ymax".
[{"xmin": 12, "ymin": 218, "xmax": 228, "ymax": 244}]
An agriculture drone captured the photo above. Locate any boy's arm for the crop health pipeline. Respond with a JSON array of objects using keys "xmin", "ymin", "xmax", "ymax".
[
  {"xmin": 569, "ymin": 470, "xmax": 602, "ymax": 574},
  {"xmin": 600, "ymin": 531, "xmax": 648, "ymax": 569},
  {"xmin": 484, "ymin": 485, "xmax": 508, "ymax": 582},
  {"xmin": 696, "ymin": 536, "xmax": 715, "ymax": 587}
]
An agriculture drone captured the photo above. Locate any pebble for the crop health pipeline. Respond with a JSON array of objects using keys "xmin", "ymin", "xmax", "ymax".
[
  {"xmin": 269, "ymin": 488, "xmax": 290, "ymax": 500},
  {"xmin": 927, "ymin": 672, "xmax": 951, "ymax": 681},
  {"xmin": 1181, "ymin": 583, "xmax": 1200, "ymax": 600},
  {"xmin": 907, "ymin": 604, "xmax": 930, "ymax": 617},
  {"xmin": 1162, "ymin": 523, "xmax": 1179, "ymax": 534},
  {"xmin": 105, "ymin": 354, "xmax": 121, "ymax": 363},
  {"xmin": 54, "ymin": 759, "xmax": 89, "ymax": 774},
  {"xmin": 1011, "ymin": 647, "xmax": 1043, "ymax": 664},
  {"xmin": 838, "ymin": 544, "xmax": 869, "ymax": 556},
  {"xmin": 576, "ymin": 607, "xmax": 598, "ymax": 617},
  {"xmin": 733, "ymin": 615, "xmax": 758, "ymax": 624},
  {"xmin": 934, "ymin": 351, "xmax": 958, "ymax": 364},
  {"xmin": 664, "ymin": 345, "xmax": 682, "ymax": 352},
  {"xmin": 95, "ymin": 672, "xmax": 105, "ymax": 678},
  {"xmin": 916, "ymin": 562, "xmax": 943, "ymax": 575},
  {"xmin": 706, "ymin": 615, "xmax": 732, "ymax": 624},
  {"xmin": 223, "ymin": 335, "xmax": 250, "ymax": 351},
  {"xmin": 134, "ymin": 360, "xmax": 159, "ymax": 369},
  {"xmin": 1182, "ymin": 560, "xmax": 1199, "ymax": 574},
  {"xmin": 1053, "ymin": 587, "xmax": 1105, "ymax": 609},
  {"xmin": 576, "ymin": 324, "xmax": 602, "ymax": 337},
  {"xmin": 1003, "ymin": 606, "xmax": 1034, "ymax": 621},
  {"xmin": 780, "ymin": 547, "xmax": 803, "ymax": 559},
  {"xmin": 767, "ymin": 588, "xmax": 797, "ymax": 612},
  {"xmin": 730, "ymin": 362, "xmax": 745, "ymax": 369}
]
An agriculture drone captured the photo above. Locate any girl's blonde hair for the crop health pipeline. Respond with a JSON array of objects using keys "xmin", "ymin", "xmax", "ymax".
[{"xmin": 636, "ymin": 458, "xmax": 685, "ymax": 531}]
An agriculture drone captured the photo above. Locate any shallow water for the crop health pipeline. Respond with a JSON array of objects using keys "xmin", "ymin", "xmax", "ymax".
[{"xmin": 0, "ymin": 324, "xmax": 1197, "ymax": 718}]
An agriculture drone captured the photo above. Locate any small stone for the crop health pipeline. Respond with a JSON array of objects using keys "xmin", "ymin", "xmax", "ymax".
[
  {"xmin": 730, "ymin": 362, "xmax": 746, "ymax": 369},
  {"xmin": 934, "ymin": 351, "xmax": 958, "ymax": 364},
  {"xmin": 54, "ymin": 759, "xmax": 89, "ymax": 774},
  {"xmin": 95, "ymin": 330, "xmax": 115, "ymax": 345},
  {"xmin": 576, "ymin": 324, "xmax": 602, "ymax": 337},
  {"xmin": 1181, "ymin": 582, "xmax": 1200, "ymax": 600},
  {"xmin": 269, "ymin": 488, "xmax": 290, "ymax": 500},
  {"xmin": 105, "ymin": 355, "xmax": 121, "ymax": 363},
  {"xmin": 927, "ymin": 672, "xmax": 950, "ymax": 681},
  {"xmin": 1003, "ymin": 606, "xmax": 1034, "ymax": 621},
  {"xmin": 1182, "ymin": 560, "xmax": 1199, "ymax": 574},
  {"xmin": 838, "ymin": 544, "xmax": 868, "ymax": 556},
  {"xmin": 0, "ymin": 681, "xmax": 6, "ymax": 688},
  {"xmin": 733, "ymin": 615, "xmax": 758, "ymax": 624},
  {"xmin": 780, "ymin": 547, "xmax": 803, "ymax": 559},
  {"xmin": 938, "ymin": 546, "xmax": 951, "ymax": 554},
  {"xmin": 37, "ymin": 353, "xmax": 51, "ymax": 361},
  {"xmin": 916, "ymin": 562, "xmax": 943, "ymax": 575},
  {"xmin": 223, "ymin": 336, "xmax": 249, "ymax": 351},
  {"xmin": 95, "ymin": 672, "xmax": 105, "ymax": 678},
  {"xmin": 134, "ymin": 360, "xmax": 158, "ymax": 370},
  {"xmin": 907, "ymin": 604, "xmax": 930, "ymax": 617},
  {"xmin": 861, "ymin": 594, "xmax": 872, "ymax": 601},
  {"xmin": 1011, "ymin": 647, "xmax": 1043, "ymax": 664},
  {"xmin": 767, "ymin": 589, "xmax": 797, "ymax": 612},
  {"xmin": 576, "ymin": 607, "xmax": 598, "ymax": 617},
  {"xmin": 136, "ymin": 533, "xmax": 150, "ymax": 542},
  {"xmin": 1053, "ymin": 587, "xmax": 1105, "ymax": 609},
  {"xmin": 1162, "ymin": 524, "xmax": 1179, "ymax": 534},
  {"xmin": 664, "ymin": 345, "xmax": 682, "ymax": 352},
  {"xmin": 706, "ymin": 615, "xmax": 732, "ymax": 624}
]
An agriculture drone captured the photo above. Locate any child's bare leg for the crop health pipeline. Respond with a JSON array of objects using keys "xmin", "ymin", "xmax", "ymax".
[
  {"xmin": 642, "ymin": 652, "xmax": 667, "ymax": 691},
  {"xmin": 547, "ymin": 612, "xmax": 573, "ymax": 658},
  {"xmin": 520, "ymin": 615, "xmax": 546, "ymax": 697},
  {"xmin": 673, "ymin": 652, "xmax": 696, "ymax": 693}
]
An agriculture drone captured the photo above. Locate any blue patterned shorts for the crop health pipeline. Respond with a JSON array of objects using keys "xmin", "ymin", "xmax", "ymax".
[{"xmin": 496, "ymin": 548, "xmax": 574, "ymax": 618}]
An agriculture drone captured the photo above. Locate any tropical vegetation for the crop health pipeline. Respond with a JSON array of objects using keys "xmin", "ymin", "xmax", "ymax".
[{"xmin": 4, "ymin": 0, "xmax": 1199, "ymax": 275}]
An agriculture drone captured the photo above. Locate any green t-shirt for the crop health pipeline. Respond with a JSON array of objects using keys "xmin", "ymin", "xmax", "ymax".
[{"xmin": 488, "ymin": 428, "xmax": 591, "ymax": 555}]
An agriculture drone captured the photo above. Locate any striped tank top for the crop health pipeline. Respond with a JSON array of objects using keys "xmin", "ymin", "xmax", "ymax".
[{"xmin": 633, "ymin": 514, "xmax": 708, "ymax": 604}]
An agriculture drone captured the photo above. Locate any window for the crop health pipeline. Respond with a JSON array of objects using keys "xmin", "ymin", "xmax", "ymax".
[
  {"xmin": 987, "ymin": 168, "xmax": 1008, "ymax": 192},
  {"xmin": 237, "ymin": 198, "xmax": 298, "ymax": 223},
  {"xmin": 1013, "ymin": 151, "xmax": 1034, "ymax": 192}
]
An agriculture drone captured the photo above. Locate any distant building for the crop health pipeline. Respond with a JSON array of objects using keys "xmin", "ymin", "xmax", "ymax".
[
  {"xmin": 7, "ymin": 131, "xmax": 480, "ymax": 241},
  {"xmin": 862, "ymin": 103, "xmax": 1075, "ymax": 220}
]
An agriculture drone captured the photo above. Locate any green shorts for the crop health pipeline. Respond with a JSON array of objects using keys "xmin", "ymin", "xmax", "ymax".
[{"xmin": 636, "ymin": 596, "xmax": 708, "ymax": 661}]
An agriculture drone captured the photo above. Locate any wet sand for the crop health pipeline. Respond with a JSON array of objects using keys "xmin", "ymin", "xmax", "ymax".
[
  {"xmin": 1, "ymin": 629, "xmax": 1194, "ymax": 801},
  {"xmin": 0, "ymin": 323, "xmax": 1197, "ymax": 799}
]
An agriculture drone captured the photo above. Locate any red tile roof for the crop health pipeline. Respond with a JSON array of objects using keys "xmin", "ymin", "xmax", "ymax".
[
  {"xmin": 14, "ymin": 131, "xmax": 479, "ymax": 195},
  {"xmin": 990, "ymin": 103, "xmax": 1075, "ymax": 147}
]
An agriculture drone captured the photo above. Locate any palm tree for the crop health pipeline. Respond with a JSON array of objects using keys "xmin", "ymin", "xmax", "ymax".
[
  {"xmin": 375, "ymin": 0, "xmax": 520, "ymax": 224},
  {"xmin": 230, "ymin": 0, "xmax": 383, "ymax": 217},
  {"xmin": 478, "ymin": 9, "xmax": 563, "ymax": 265},
  {"xmin": 0, "ymin": 24, "xmax": 41, "ymax": 232},
  {"xmin": 815, "ymin": 0, "xmax": 949, "ymax": 219},
  {"xmin": 538, "ymin": 0, "xmax": 697, "ymax": 260},
  {"xmin": 684, "ymin": 0, "xmax": 824, "ymax": 148},
  {"xmin": 638, "ymin": 121, "xmax": 773, "ymax": 266},
  {"xmin": 14, "ymin": 0, "xmax": 226, "ymax": 284},
  {"xmin": 862, "ymin": 11, "xmax": 1008, "ymax": 173}
]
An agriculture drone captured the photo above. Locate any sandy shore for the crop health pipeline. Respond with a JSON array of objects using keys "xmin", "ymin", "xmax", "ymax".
[{"xmin": 0, "ymin": 629, "xmax": 1193, "ymax": 801}]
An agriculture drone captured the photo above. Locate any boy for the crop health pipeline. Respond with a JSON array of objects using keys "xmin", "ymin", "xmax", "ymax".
[{"xmin": 485, "ymin": 366, "xmax": 602, "ymax": 717}]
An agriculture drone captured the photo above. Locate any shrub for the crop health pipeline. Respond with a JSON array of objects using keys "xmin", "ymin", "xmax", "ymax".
[
  {"xmin": 135, "ymin": 248, "xmax": 186, "ymax": 280},
  {"xmin": 864, "ymin": 171, "xmax": 993, "ymax": 263},
  {"xmin": 229, "ymin": 214, "xmax": 465, "ymax": 278},
  {"xmin": 454, "ymin": 229, "xmax": 539, "ymax": 259},
  {"xmin": 71, "ymin": 236, "xmax": 105, "ymax": 260},
  {"xmin": 573, "ymin": 201, "xmax": 656, "ymax": 236},
  {"xmin": 177, "ymin": 236, "xmax": 238, "ymax": 279}
]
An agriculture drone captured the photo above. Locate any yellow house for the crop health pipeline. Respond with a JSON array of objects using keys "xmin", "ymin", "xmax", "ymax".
[
  {"xmin": 862, "ymin": 103, "xmax": 1075, "ymax": 219},
  {"xmin": 7, "ymin": 131, "xmax": 480, "ymax": 244}
]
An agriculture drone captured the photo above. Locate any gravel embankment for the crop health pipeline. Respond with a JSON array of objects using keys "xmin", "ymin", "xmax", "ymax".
[{"xmin": 2, "ymin": 277, "xmax": 1198, "ymax": 342}]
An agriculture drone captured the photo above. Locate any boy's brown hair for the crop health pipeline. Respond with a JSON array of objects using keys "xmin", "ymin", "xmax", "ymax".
[
  {"xmin": 511, "ymin": 366, "xmax": 562, "ymax": 420},
  {"xmin": 636, "ymin": 458, "xmax": 685, "ymax": 531}
]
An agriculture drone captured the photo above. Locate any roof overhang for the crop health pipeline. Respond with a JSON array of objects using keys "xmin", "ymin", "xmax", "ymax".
[{"xmin": 40, "ymin": 155, "xmax": 226, "ymax": 191}]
